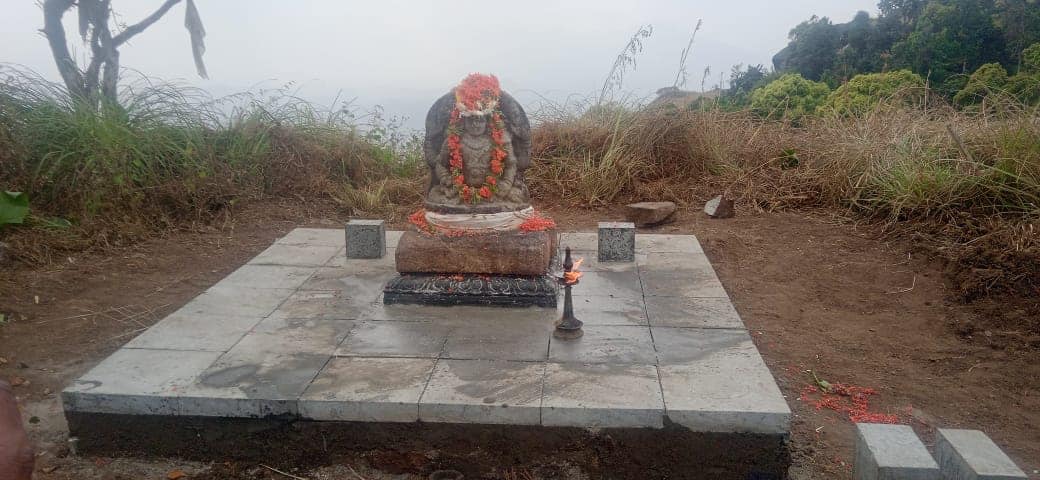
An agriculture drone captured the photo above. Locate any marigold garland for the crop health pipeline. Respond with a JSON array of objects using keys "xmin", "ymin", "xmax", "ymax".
[
  {"xmin": 519, "ymin": 213, "xmax": 557, "ymax": 232},
  {"xmin": 447, "ymin": 74, "xmax": 508, "ymax": 204}
]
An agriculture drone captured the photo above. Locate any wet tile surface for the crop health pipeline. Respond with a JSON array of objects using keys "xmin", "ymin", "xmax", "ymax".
[
  {"xmin": 66, "ymin": 229, "xmax": 788, "ymax": 434},
  {"xmin": 419, "ymin": 359, "xmax": 544, "ymax": 425}
]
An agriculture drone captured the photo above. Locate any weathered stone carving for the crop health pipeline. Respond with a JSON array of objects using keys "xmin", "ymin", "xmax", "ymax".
[{"xmin": 423, "ymin": 74, "xmax": 533, "ymax": 216}]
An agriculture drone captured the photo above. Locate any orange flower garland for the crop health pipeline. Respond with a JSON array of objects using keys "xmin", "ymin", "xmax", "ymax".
[{"xmin": 447, "ymin": 74, "xmax": 508, "ymax": 204}]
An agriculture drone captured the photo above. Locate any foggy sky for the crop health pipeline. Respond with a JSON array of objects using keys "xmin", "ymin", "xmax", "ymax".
[{"xmin": 1, "ymin": 1, "xmax": 877, "ymax": 126}]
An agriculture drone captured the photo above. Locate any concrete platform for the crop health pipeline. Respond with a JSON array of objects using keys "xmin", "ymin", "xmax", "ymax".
[{"xmin": 63, "ymin": 228, "xmax": 791, "ymax": 471}]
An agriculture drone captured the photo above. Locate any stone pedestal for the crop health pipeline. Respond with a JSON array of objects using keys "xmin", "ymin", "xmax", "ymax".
[
  {"xmin": 385, "ymin": 229, "xmax": 558, "ymax": 307},
  {"xmin": 395, "ymin": 230, "xmax": 555, "ymax": 276},
  {"xmin": 384, "ymin": 273, "xmax": 558, "ymax": 307}
]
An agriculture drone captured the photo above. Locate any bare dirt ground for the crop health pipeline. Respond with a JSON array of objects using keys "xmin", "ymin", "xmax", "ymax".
[{"xmin": 0, "ymin": 200, "xmax": 1037, "ymax": 479}]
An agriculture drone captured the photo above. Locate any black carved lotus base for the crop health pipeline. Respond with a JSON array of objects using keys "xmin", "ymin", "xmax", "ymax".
[{"xmin": 383, "ymin": 273, "xmax": 559, "ymax": 308}]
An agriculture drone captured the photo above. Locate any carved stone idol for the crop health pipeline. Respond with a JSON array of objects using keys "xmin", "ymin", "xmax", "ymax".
[
  {"xmin": 423, "ymin": 74, "xmax": 533, "ymax": 223},
  {"xmin": 383, "ymin": 73, "xmax": 558, "ymax": 308}
]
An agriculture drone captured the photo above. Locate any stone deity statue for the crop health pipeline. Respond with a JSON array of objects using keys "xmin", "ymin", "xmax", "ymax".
[{"xmin": 423, "ymin": 74, "xmax": 533, "ymax": 229}]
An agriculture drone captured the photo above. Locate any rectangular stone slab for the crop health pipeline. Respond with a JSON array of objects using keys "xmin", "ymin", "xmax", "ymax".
[
  {"xmin": 394, "ymin": 229, "xmax": 555, "ymax": 275},
  {"xmin": 854, "ymin": 423, "xmax": 940, "ymax": 480},
  {"xmin": 64, "ymin": 229, "xmax": 791, "ymax": 471},
  {"xmin": 935, "ymin": 429, "xmax": 1027, "ymax": 480}
]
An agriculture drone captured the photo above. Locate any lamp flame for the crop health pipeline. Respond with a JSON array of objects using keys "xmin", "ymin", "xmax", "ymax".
[{"xmin": 564, "ymin": 257, "xmax": 584, "ymax": 285}]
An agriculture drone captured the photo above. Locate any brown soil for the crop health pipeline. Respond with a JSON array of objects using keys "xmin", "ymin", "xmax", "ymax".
[{"xmin": 0, "ymin": 200, "xmax": 1037, "ymax": 479}]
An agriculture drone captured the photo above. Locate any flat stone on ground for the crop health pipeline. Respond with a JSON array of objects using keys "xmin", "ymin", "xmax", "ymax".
[
  {"xmin": 299, "ymin": 357, "xmax": 436, "ymax": 422},
  {"xmin": 419, "ymin": 359, "xmax": 544, "ymax": 425},
  {"xmin": 542, "ymin": 363, "xmax": 664, "ymax": 428},
  {"xmin": 624, "ymin": 201, "xmax": 677, "ymax": 226}
]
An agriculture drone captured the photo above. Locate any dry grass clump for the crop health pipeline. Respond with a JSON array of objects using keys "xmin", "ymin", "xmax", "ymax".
[{"xmin": 528, "ymin": 99, "xmax": 1038, "ymax": 299}]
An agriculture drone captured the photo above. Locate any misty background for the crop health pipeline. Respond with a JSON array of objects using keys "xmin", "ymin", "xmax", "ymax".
[{"xmin": 2, "ymin": 0, "xmax": 876, "ymax": 127}]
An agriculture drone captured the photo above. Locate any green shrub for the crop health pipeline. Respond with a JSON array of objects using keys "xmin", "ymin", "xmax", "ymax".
[
  {"xmin": 821, "ymin": 70, "xmax": 926, "ymax": 116},
  {"xmin": 1007, "ymin": 73, "xmax": 1040, "ymax": 105},
  {"xmin": 954, "ymin": 63, "xmax": 1009, "ymax": 106},
  {"xmin": 749, "ymin": 73, "xmax": 830, "ymax": 122},
  {"xmin": 1023, "ymin": 43, "xmax": 1040, "ymax": 74}
]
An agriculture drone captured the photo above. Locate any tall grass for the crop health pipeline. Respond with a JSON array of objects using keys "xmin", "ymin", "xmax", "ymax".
[
  {"xmin": 0, "ymin": 65, "xmax": 421, "ymax": 260},
  {"xmin": 1, "ymin": 65, "xmax": 1037, "ymax": 297}
]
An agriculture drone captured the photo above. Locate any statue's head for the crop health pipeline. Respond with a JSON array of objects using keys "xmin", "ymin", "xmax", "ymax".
[
  {"xmin": 462, "ymin": 114, "xmax": 488, "ymax": 135},
  {"xmin": 454, "ymin": 73, "xmax": 501, "ymax": 116}
]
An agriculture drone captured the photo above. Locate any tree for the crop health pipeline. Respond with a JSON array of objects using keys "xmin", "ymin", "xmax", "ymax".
[
  {"xmin": 41, "ymin": 0, "xmax": 208, "ymax": 107},
  {"xmin": 891, "ymin": 0, "xmax": 1006, "ymax": 93},
  {"xmin": 772, "ymin": 16, "xmax": 842, "ymax": 82}
]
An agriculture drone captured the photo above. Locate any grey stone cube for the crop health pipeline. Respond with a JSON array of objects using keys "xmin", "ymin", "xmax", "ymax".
[
  {"xmin": 598, "ymin": 222, "xmax": 635, "ymax": 262},
  {"xmin": 936, "ymin": 429, "xmax": 1027, "ymax": 480},
  {"xmin": 854, "ymin": 423, "xmax": 939, "ymax": 480},
  {"xmin": 345, "ymin": 219, "xmax": 386, "ymax": 259}
]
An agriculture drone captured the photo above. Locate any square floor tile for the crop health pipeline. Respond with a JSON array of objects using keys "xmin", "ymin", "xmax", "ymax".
[
  {"xmin": 271, "ymin": 290, "xmax": 375, "ymax": 320},
  {"xmin": 176, "ymin": 285, "xmax": 294, "ymax": 318},
  {"xmin": 441, "ymin": 318, "xmax": 553, "ymax": 361},
  {"xmin": 124, "ymin": 312, "xmax": 264, "ymax": 352},
  {"xmin": 299, "ymin": 357, "xmax": 435, "ymax": 422},
  {"xmin": 658, "ymin": 339, "xmax": 790, "ymax": 434},
  {"xmin": 652, "ymin": 328, "xmax": 752, "ymax": 365},
  {"xmin": 218, "ymin": 265, "xmax": 316, "ymax": 290},
  {"xmin": 549, "ymin": 325, "xmax": 656, "ymax": 364},
  {"xmin": 324, "ymin": 249, "xmax": 397, "ymax": 270},
  {"xmin": 63, "ymin": 349, "xmax": 222, "ymax": 415},
  {"xmin": 644, "ymin": 297, "xmax": 744, "ymax": 329},
  {"xmin": 276, "ymin": 228, "xmax": 344, "ymax": 246},
  {"xmin": 419, "ymin": 359, "xmax": 544, "ymax": 425},
  {"xmin": 336, "ymin": 321, "xmax": 451, "ymax": 358},
  {"xmin": 639, "ymin": 270, "xmax": 728, "ymax": 298},
  {"xmin": 541, "ymin": 363, "xmax": 664, "ymax": 428},
  {"xmin": 194, "ymin": 350, "xmax": 330, "ymax": 405},
  {"xmin": 298, "ymin": 269, "xmax": 396, "ymax": 300},
  {"xmin": 232, "ymin": 317, "xmax": 355, "ymax": 355},
  {"xmin": 566, "ymin": 295, "xmax": 648, "ymax": 326},
  {"xmin": 249, "ymin": 243, "xmax": 342, "ymax": 267},
  {"xmin": 636, "ymin": 252, "xmax": 713, "ymax": 272},
  {"xmin": 571, "ymin": 270, "xmax": 642, "ymax": 299},
  {"xmin": 635, "ymin": 235, "xmax": 704, "ymax": 254}
]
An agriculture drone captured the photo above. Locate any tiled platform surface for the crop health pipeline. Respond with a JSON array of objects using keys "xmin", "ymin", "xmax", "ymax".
[{"xmin": 63, "ymin": 229, "xmax": 790, "ymax": 435}]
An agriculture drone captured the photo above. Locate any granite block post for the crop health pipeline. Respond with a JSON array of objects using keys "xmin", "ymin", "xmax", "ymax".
[
  {"xmin": 936, "ymin": 429, "xmax": 1027, "ymax": 480},
  {"xmin": 853, "ymin": 423, "xmax": 939, "ymax": 480},
  {"xmin": 345, "ymin": 219, "xmax": 386, "ymax": 259},
  {"xmin": 598, "ymin": 222, "xmax": 635, "ymax": 262}
]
